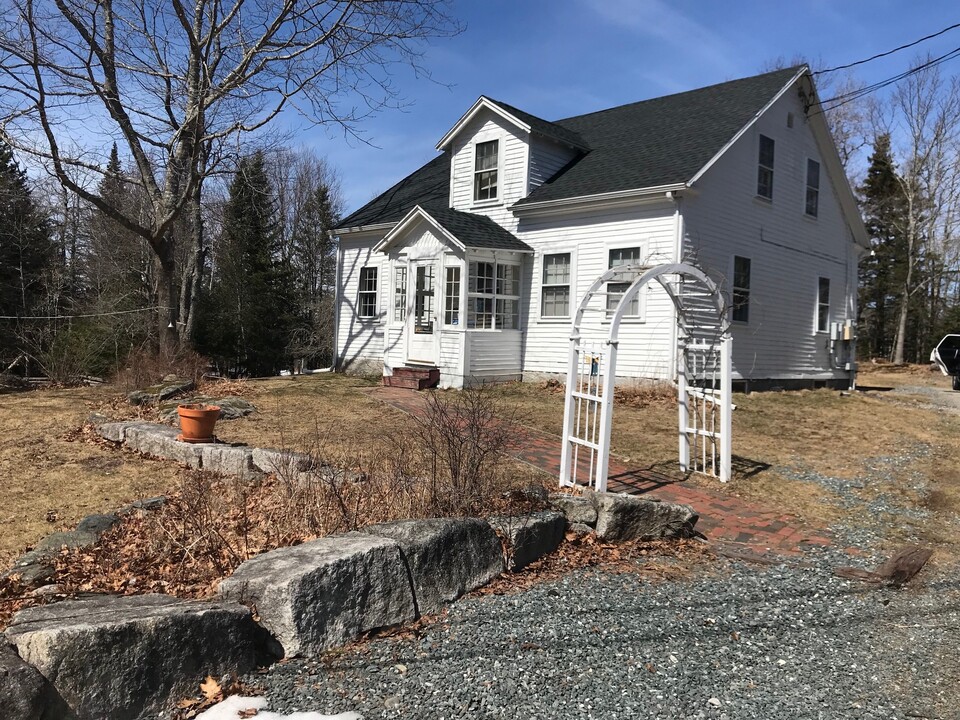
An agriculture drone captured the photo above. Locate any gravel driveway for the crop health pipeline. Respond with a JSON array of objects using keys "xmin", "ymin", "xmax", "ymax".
[{"xmin": 245, "ymin": 551, "xmax": 958, "ymax": 719}]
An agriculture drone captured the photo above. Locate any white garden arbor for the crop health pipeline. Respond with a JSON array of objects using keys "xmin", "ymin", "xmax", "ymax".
[{"xmin": 559, "ymin": 263, "xmax": 732, "ymax": 491}]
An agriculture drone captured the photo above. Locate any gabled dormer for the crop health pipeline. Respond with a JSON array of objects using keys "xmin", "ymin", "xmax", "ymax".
[{"xmin": 436, "ymin": 97, "xmax": 587, "ymax": 226}]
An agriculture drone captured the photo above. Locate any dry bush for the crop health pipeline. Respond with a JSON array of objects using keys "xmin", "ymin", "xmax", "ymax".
[
  {"xmin": 614, "ymin": 380, "xmax": 676, "ymax": 408},
  {"xmin": 112, "ymin": 344, "xmax": 211, "ymax": 391},
  {"xmin": 35, "ymin": 386, "xmax": 545, "ymax": 601}
]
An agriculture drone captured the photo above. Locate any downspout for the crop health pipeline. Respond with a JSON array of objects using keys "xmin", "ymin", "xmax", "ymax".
[
  {"xmin": 326, "ymin": 232, "xmax": 341, "ymax": 373},
  {"xmin": 668, "ymin": 192, "xmax": 683, "ymax": 383}
]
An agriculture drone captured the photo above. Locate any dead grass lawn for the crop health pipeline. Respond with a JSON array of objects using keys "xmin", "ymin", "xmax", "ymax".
[{"xmin": 0, "ymin": 385, "xmax": 181, "ymax": 566}]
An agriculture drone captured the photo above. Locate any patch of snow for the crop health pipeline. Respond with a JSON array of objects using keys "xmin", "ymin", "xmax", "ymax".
[{"xmin": 194, "ymin": 695, "xmax": 362, "ymax": 720}]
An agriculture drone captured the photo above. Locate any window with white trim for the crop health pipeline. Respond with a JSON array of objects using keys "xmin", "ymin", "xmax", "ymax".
[
  {"xmin": 474, "ymin": 140, "xmax": 499, "ymax": 202},
  {"xmin": 541, "ymin": 253, "xmax": 571, "ymax": 318},
  {"xmin": 607, "ymin": 247, "xmax": 642, "ymax": 317},
  {"xmin": 805, "ymin": 159, "xmax": 820, "ymax": 217},
  {"xmin": 358, "ymin": 267, "xmax": 378, "ymax": 319},
  {"xmin": 393, "ymin": 266, "xmax": 407, "ymax": 322},
  {"xmin": 757, "ymin": 134, "xmax": 774, "ymax": 199},
  {"xmin": 467, "ymin": 260, "xmax": 520, "ymax": 329},
  {"xmin": 817, "ymin": 277, "xmax": 830, "ymax": 332},
  {"xmin": 444, "ymin": 267, "xmax": 461, "ymax": 326},
  {"xmin": 732, "ymin": 256, "xmax": 751, "ymax": 323}
]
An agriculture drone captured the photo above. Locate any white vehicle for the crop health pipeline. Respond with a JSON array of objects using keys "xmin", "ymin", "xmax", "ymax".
[{"xmin": 932, "ymin": 334, "xmax": 960, "ymax": 391}]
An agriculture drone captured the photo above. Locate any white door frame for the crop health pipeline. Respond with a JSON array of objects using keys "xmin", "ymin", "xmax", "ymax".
[{"xmin": 406, "ymin": 258, "xmax": 439, "ymax": 365}]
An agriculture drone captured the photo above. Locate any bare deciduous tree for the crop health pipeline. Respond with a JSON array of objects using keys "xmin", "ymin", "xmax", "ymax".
[{"xmin": 0, "ymin": 0, "xmax": 458, "ymax": 351}]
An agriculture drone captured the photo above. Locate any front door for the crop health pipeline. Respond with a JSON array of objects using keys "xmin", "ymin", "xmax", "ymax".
[{"xmin": 407, "ymin": 261, "xmax": 437, "ymax": 364}]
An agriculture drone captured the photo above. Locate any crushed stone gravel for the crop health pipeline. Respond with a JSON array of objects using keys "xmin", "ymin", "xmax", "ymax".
[{"xmin": 244, "ymin": 555, "xmax": 959, "ymax": 719}]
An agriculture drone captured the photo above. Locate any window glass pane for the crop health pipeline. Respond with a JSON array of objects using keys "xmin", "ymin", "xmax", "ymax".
[
  {"xmin": 359, "ymin": 267, "xmax": 378, "ymax": 318},
  {"xmin": 497, "ymin": 264, "xmax": 518, "ymax": 296},
  {"xmin": 757, "ymin": 135, "xmax": 774, "ymax": 199},
  {"xmin": 496, "ymin": 298, "xmax": 519, "ymax": 329},
  {"xmin": 394, "ymin": 267, "xmax": 406, "ymax": 322},
  {"xmin": 817, "ymin": 277, "xmax": 829, "ymax": 332},
  {"xmin": 414, "ymin": 265, "xmax": 434, "ymax": 333},
  {"xmin": 467, "ymin": 297, "xmax": 493, "ymax": 329},
  {"xmin": 444, "ymin": 267, "xmax": 461, "ymax": 325},
  {"xmin": 475, "ymin": 140, "xmax": 498, "ymax": 171},
  {"xmin": 474, "ymin": 141, "xmax": 499, "ymax": 201},
  {"xmin": 543, "ymin": 253, "xmax": 570, "ymax": 284},
  {"xmin": 805, "ymin": 159, "xmax": 820, "ymax": 216},
  {"xmin": 606, "ymin": 248, "xmax": 641, "ymax": 316},
  {"xmin": 759, "ymin": 135, "xmax": 775, "ymax": 167},
  {"xmin": 541, "ymin": 286, "xmax": 570, "ymax": 317},
  {"xmin": 807, "ymin": 159, "xmax": 820, "ymax": 190},
  {"xmin": 732, "ymin": 256, "xmax": 750, "ymax": 323}
]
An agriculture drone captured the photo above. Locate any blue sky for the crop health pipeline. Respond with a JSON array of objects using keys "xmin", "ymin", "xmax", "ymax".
[{"xmin": 301, "ymin": 1, "xmax": 960, "ymax": 213}]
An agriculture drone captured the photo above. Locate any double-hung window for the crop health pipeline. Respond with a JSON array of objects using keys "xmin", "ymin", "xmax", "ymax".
[
  {"xmin": 467, "ymin": 260, "xmax": 520, "ymax": 329},
  {"xmin": 358, "ymin": 267, "xmax": 378, "ymax": 319},
  {"xmin": 393, "ymin": 266, "xmax": 407, "ymax": 322},
  {"xmin": 474, "ymin": 140, "xmax": 499, "ymax": 202},
  {"xmin": 757, "ymin": 135, "xmax": 774, "ymax": 200},
  {"xmin": 805, "ymin": 159, "xmax": 820, "ymax": 217},
  {"xmin": 732, "ymin": 256, "xmax": 751, "ymax": 323},
  {"xmin": 607, "ymin": 247, "xmax": 642, "ymax": 317},
  {"xmin": 817, "ymin": 277, "xmax": 830, "ymax": 332},
  {"xmin": 541, "ymin": 253, "xmax": 571, "ymax": 318}
]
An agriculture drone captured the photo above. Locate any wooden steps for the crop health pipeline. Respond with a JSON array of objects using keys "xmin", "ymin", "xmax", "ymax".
[{"xmin": 383, "ymin": 365, "xmax": 440, "ymax": 390}]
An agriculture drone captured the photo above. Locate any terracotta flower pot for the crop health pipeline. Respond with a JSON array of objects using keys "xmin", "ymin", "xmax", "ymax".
[{"xmin": 177, "ymin": 403, "xmax": 221, "ymax": 443}]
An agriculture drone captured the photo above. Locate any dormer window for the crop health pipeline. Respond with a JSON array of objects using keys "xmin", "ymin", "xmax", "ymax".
[{"xmin": 474, "ymin": 140, "xmax": 499, "ymax": 202}]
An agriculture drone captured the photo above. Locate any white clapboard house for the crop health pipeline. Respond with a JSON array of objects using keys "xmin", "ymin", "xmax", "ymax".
[{"xmin": 332, "ymin": 65, "xmax": 868, "ymax": 391}]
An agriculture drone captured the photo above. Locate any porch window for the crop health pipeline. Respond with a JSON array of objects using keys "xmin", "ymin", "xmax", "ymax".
[
  {"xmin": 444, "ymin": 266, "xmax": 461, "ymax": 326},
  {"xmin": 817, "ymin": 277, "xmax": 830, "ymax": 332},
  {"xmin": 468, "ymin": 260, "xmax": 520, "ymax": 329},
  {"xmin": 474, "ymin": 140, "xmax": 499, "ymax": 202},
  {"xmin": 805, "ymin": 159, "xmax": 820, "ymax": 217},
  {"xmin": 732, "ymin": 256, "xmax": 751, "ymax": 323},
  {"xmin": 358, "ymin": 266, "xmax": 378, "ymax": 319},
  {"xmin": 607, "ymin": 246, "xmax": 642, "ymax": 317},
  {"xmin": 393, "ymin": 266, "xmax": 407, "ymax": 322},
  {"xmin": 757, "ymin": 134, "xmax": 774, "ymax": 200},
  {"xmin": 541, "ymin": 253, "xmax": 571, "ymax": 318}
]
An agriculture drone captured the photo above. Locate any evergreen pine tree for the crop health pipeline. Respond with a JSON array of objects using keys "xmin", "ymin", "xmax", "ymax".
[
  {"xmin": 288, "ymin": 181, "xmax": 338, "ymax": 366},
  {"xmin": 195, "ymin": 152, "xmax": 293, "ymax": 376},
  {"xmin": 858, "ymin": 134, "xmax": 909, "ymax": 359},
  {"xmin": 0, "ymin": 141, "xmax": 53, "ymax": 361}
]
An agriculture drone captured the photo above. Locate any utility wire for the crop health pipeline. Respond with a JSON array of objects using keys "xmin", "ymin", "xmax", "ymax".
[
  {"xmin": 812, "ymin": 45, "xmax": 960, "ymax": 116},
  {"xmin": 0, "ymin": 306, "xmax": 164, "ymax": 320},
  {"xmin": 814, "ymin": 21, "xmax": 960, "ymax": 75}
]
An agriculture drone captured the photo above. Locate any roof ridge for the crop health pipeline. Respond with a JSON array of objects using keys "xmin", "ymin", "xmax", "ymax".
[{"xmin": 554, "ymin": 65, "xmax": 806, "ymax": 125}]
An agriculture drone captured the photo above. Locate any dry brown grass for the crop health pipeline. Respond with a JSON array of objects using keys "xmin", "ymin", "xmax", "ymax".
[
  {"xmin": 0, "ymin": 385, "xmax": 182, "ymax": 566},
  {"xmin": 494, "ymin": 372, "xmax": 960, "ymax": 555}
]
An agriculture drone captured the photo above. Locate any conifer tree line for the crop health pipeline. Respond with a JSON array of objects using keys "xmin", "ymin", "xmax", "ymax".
[
  {"xmin": 0, "ymin": 142, "xmax": 342, "ymax": 380},
  {"xmin": 853, "ymin": 62, "xmax": 960, "ymax": 364}
]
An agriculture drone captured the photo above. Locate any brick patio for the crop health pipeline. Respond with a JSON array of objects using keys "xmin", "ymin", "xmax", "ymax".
[{"xmin": 368, "ymin": 386, "xmax": 833, "ymax": 558}]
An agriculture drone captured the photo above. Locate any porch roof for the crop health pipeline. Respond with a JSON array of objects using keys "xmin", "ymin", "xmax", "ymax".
[{"xmin": 375, "ymin": 204, "xmax": 533, "ymax": 254}]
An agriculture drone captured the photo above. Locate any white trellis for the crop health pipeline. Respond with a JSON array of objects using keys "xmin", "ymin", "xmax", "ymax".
[{"xmin": 559, "ymin": 262, "xmax": 732, "ymax": 491}]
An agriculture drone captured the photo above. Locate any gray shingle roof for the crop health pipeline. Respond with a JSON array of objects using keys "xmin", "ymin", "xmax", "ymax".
[
  {"xmin": 424, "ymin": 206, "xmax": 532, "ymax": 252},
  {"xmin": 484, "ymin": 97, "xmax": 589, "ymax": 150},
  {"xmin": 518, "ymin": 66, "xmax": 803, "ymax": 205},
  {"xmin": 337, "ymin": 66, "xmax": 803, "ymax": 228}
]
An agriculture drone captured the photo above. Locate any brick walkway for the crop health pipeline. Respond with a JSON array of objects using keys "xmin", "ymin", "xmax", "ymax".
[{"xmin": 368, "ymin": 386, "xmax": 833, "ymax": 558}]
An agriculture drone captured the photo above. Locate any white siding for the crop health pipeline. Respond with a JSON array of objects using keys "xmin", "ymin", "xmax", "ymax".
[
  {"xmin": 528, "ymin": 136, "xmax": 578, "ymax": 191},
  {"xmin": 336, "ymin": 233, "xmax": 388, "ymax": 370},
  {"xmin": 449, "ymin": 112, "xmax": 527, "ymax": 232},
  {"xmin": 468, "ymin": 331, "xmax": 523, "ymax": 382},
  {"xmin": 517, "ymin": 201, "xmax": 679, "ymax": 380},
  {"xmin": 681, "ymin": 84, "xmax": 858, "ymax": 382}
]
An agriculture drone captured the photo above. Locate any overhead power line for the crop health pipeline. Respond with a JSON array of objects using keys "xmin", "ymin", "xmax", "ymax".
[
  {"xmin": 0, "ymin": 306, "xmax": 163, "ymax": 321},
  {"xmin": 814, "ymin": 21, "xmax": 960, "ymax": 75},
  {"xmin": 812, "ymin": 44, "xmax": 960, "ymax": 116}
]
